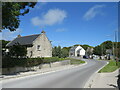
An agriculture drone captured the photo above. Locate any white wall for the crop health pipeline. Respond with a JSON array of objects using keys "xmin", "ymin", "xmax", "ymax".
[
  {"xmin": 75, "ymin": 46, "xmax": 85, "ymax": 57},
  {"xmin": 80, "ymin": 48, "xmax": 85, "ymax": 56}
]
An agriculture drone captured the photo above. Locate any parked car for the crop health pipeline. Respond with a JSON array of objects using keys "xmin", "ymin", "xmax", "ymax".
[{"xmin": 83, "ymin": 55, "xmax": 88, "ymax": 59}]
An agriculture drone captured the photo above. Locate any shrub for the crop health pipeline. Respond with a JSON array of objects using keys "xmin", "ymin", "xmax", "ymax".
[
  {"xmin": 9, "ymin": 43, "xmax": 27, "ymax": 58},
  {"xmin": 2, "ymin": 56, "xmax": 43, "ymax": 68},
  {"xmin": 2, "ymin": 56, "xmax": 26, "ymax": 68},
  {"xmin": 2, "ymin": 57, "xmax": 64, "ymax": 68}
]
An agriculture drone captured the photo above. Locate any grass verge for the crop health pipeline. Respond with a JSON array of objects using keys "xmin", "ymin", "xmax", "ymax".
[
  {"xmin": 99, "ymin": 60, "xmax": 120, "ymax": 73},
  {"xmin": 66, "ymin": 58, "xmax": 85, "ymax": 65}
]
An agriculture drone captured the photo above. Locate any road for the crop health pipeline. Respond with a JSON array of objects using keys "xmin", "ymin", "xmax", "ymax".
[{"xmin": 2, "ymin": 58, "xmax": 107, "ymax": 88}]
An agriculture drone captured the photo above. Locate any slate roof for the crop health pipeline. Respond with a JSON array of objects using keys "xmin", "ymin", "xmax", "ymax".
[
  {"xmin": 6, "ymin": 34, "xmax": 40, "ymax": 47},
  {"xmin": 70, "ymin": 46, "xmax": 78, "ymax": 50},
  {"xmin": 70, "ymin": 46, "xmax": 83, "ymax": 52}
]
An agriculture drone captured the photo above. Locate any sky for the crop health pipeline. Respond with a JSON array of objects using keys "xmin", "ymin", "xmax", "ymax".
[{"xmin": 1, "ymin": 2, "xmax": 118, "ymax": 47}]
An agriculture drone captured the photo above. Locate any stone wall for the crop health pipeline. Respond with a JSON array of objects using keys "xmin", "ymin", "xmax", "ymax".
[
  {"xmin": 27, "ymin": 33, "xmax": 52, "ymax": 58},
  {"xmin": 2, "ymin": 60, "xmax": 70, "ymax": 75}
]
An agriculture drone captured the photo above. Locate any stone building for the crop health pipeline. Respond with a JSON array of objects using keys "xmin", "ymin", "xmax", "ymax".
[
  {"xmin": 6, "ymin": 31, "xmax": 52, "ymax": 58},
  {"xmin": 69, "ymin": 45, "xmax": 85, "ymax": 57}
]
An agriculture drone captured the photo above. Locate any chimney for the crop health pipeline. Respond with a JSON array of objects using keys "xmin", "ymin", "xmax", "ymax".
[
  {"xmin": 41, "ymin": 30, "xmax": 46, "ymax": 34},
  {"xmin": 17, "ymin": 34, "xmax": 21, "ymax": 38}
]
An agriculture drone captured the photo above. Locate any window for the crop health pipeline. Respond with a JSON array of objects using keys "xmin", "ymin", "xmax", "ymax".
[
  {"xmin": 37, "ymin": 45, "xmax": 41, "ymax": 51},
  {"xmin": 30, "ymin": 51, "xmax": 32, "ymax": 57}
]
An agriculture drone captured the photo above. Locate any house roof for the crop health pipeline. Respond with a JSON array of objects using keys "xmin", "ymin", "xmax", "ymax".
[
  {"xmin": 70, "ymin": 45, "xmax": 84, "ymax": 51},
  {"xmin": 6, "ymin": 34, "xmax": 40, "ymax": 47},
  {"xmin": 70, "ymin": 46, "xmax": 78, "ymax": 50}
]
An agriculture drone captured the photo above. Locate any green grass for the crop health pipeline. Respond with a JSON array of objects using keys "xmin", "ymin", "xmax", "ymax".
[
  {"xmin": 66, "ymin": 58, "xmax": 85, "ymax": 65},
  {"xmin": 43, "ymin": 57, "xmax": 66, "ymax": 63},
  {"xmin": 44, "ymin": 57, "xmax": 85, "ymax": 65},
  {"xmin": 99, "ymin": 60, "xmax": 120, "ymax": 73}
]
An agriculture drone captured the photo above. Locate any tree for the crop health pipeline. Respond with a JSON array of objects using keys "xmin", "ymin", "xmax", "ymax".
[
  {"xmin": 101, "ymin": 41, "xmax": 112, "ymax": 49},
  {"xmin": 2, "ymin": 2, "xmax": 37, "ymax": 31},
  {"xmin": 52, "ymin": 46, "xmax": 57, "ymax": 57},
  {"xmin": 9, "ymin": 43, "xmax": 27, "ymax": 58},
  {"xmin": 86, "ymin": 47, "xmax": 93, "ymax": 56},
  {"xmin": 1, "ymin": 40, "xmax": 10, "ymax": 48},
  {"xmin": 100, "ymin": 41, "xmax": 113, "ymax": 55},
  {"xmin": 61, "ymin": 47, "xmax": 69, "ymax": 58},
  {"xmin": 93, "ymin": 41, "xmax": 113, "ymax": 56},
  {"xmin": 81, "ymin": 44, "xmax": 93, "ymax": 50},
  {"xmin": 1, "ymin": 40, "xmax": 10, "ymax": 56},
  {"xmin": 52, "ymin": 46, "xmax": 69, "ymax": 58},
  {"xmin": 93, "ymin": 45, "xmax": 102, "ymax": 56},
  {"xmin": 52, "ymin": 46, "xmax": 62, "ymax": 58},
  {"xmin": 57, "ymin": 46, "xmax": 62, "ymax": 58}
]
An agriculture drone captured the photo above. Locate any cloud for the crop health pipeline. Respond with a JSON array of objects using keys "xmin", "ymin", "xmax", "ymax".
[
  {"xmin": 83, "ymin": 5, "xmax": 105, "ymax": 21},
  {"xmin": 31, "ymin": 9, "xmax": 67, "ymax": 27},
  {"xmin": 55, "ymin": 28, "xmax": 67, "ymax": 32},
  {"xmin": 31, "ymin": 17, "xmax": 41, "ymax": 26},
  {"xmin": 0, "ymin": 29, "xmax": 22, "ymax": 40}
]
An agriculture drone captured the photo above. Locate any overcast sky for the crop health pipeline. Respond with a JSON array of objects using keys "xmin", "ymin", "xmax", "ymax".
[{"xmin": 1, "ymin": 2, "xmax": 118, "ymax": 47}]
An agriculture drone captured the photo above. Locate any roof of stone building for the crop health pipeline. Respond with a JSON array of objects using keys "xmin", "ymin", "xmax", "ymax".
[{"xmin": 6, "ymin": 34, "xmax": 40, "ymax": 47}]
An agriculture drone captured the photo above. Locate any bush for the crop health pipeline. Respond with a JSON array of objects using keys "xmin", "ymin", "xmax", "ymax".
[
  {"xmin": 2, "ymin": 56, "xmax": 43, "ymax": 68},
  {"xmin": 2, "ymin": 56, "xmax": 85, "ymax": 68},
  {"xmin": 9, "ymin": 43, "xmax": 27, "ymax": 58},
  {"xmin": 2, "ymin": 57, "xmax": 65, "ymax": 68},
  {"xmin": 2, "ymin": 56, "xmax": 26, "ymax": 68}
]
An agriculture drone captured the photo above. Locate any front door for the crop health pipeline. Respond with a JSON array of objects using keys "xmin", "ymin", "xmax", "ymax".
[{"xmin": 77, "ymin": 54, "xmax": 80, "ymax": 57}]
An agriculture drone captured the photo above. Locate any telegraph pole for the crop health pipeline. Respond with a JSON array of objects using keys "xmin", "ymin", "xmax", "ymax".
[
  {"xmin": 112, "ymin": 39, "xmax": 115, "ymax": 61},
  {"xmin": 115, "ymin": 31, "xmax": 118, "ymax": 66}
]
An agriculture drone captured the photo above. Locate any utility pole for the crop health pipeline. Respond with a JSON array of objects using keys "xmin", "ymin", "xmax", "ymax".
[
  {"xmin": 106, "ymin": 35, "xmax": 114, "ymax": 60},
  {"xmin": 112, "ymin": 40, "xmax": 115, "ymax": 61},
  {"xmin": 101, "ymin": 44, "xmax": 103, "ymax": 60},
  {"xmin": 115, "ymin": 31, "xmax": 118, "ymax": 66}
]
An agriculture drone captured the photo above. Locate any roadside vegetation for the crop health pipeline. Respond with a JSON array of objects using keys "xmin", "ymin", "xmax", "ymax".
[
  {"xmin": 66, "ymin": 58, "xmax": 85, "ymax": 65},
  {"xmin": 2, "ymin": 42, "xmax": 85, "ymax": 69},
  {"xmin": 99, "ymin": 60, "xmax": 120, "ymax": 73},
  {"xmin": 2, "ymin": 57, "xmax": 85, "ymax": 68}
]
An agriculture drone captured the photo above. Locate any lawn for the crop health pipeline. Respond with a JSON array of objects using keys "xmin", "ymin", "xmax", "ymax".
[{"xmin": 99, "ymin": 60, "xmax": 120, "ymax": 73}]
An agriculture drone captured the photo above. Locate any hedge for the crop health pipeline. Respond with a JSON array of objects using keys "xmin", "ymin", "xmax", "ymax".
[
  {"xmin": 2, "ymin": 57, "xmax": 65, "ymax": 68},
  {"xmin": 2, "ymin": 56, "xmax": 43, "ymax": 68}
]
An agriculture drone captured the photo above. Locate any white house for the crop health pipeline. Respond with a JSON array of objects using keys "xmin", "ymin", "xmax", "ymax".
[
  {"xmin": 6, "ymin": 30, "xmax": 52, "ymax": 58},
  {"xmin": 69, "ymin": 45, "xmax": 85, "ymax": 57}
]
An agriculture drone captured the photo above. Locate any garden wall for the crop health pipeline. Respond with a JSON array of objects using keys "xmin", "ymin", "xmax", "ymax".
[{"xmin": 2, "ymin": 60, "xmax": 70, "ymax": 75}]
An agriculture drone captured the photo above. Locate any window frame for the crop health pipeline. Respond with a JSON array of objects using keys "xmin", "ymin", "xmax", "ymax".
[{"xmin": 37, "ymin": 45, "xmax": 41, "ymax": 51}]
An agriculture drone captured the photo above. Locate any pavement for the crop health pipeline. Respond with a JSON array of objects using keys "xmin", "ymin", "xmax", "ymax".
[
  {"xmin": 1, "ymin": 58, "xmax": 108, "ymax": 88},
  {"xmin": 1, "ymin": 65, "xmax": 75, "ymax": 81},
  {"xmin": 1, "ymin": 60, "xmax": 88, "ymax": 81},
  {"xmin": 90, "ymin": 69, "xmax": 119, "ymax": 88}
]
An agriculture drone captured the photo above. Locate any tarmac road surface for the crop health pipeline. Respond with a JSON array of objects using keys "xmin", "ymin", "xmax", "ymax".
[{"xmin": 2, "ymin": 58, "xmax": 107, "ymax": 88}]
